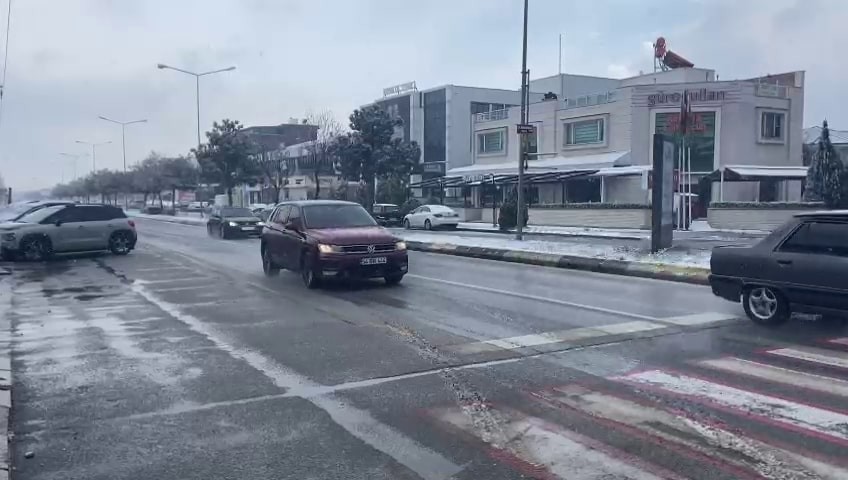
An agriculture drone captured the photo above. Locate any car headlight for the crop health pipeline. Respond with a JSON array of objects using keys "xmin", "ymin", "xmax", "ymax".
[
  {"xmin": 318, "ymin": 244, "xmax": 343, "ymax": 254},
  {"xmin": 228, "ymin": 221, "xmax": 238, "ymax": 227},
  {"xmin": 256, "ymin": 221, "xmax": 265, "ymax": 226},
  {"xmin": 395, "ymin": 241, "xmax": 407, "ymax": 251}
]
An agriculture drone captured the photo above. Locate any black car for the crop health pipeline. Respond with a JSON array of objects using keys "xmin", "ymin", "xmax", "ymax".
[
  {"xmin": 709, "ymin": 210, "xmax": 848, "ymax": 325},
  {"xmin": 372, "ymin": 203, "xmax": 403, "ymax": 226},
  {"xmin": 206, "ymin": 205, "xmax": 263, "ymax": 239}
]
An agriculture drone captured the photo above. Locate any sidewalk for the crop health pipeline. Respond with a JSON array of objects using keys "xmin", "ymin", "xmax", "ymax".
[{"xmin": 0, "ymin": 271, "xmax": 12, "ymax": 479}]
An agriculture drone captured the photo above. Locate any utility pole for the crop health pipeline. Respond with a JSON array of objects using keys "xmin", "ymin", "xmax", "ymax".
[{"xmin": 516, "ymin": 0, "xmax": 529, "ymax": 240}]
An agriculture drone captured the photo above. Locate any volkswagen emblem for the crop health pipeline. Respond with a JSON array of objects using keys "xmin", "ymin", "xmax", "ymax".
[{"xmin": 367, "ymin": 245, "xmax": 376, "ymax": 254}]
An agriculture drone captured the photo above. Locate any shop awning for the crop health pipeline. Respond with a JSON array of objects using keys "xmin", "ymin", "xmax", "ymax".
[
  {"xmin": 592, "ymin": 165, "xmax": 651, "ymax": 177},
  {"xmin": 410, "ymin": 170, "xmax": 597, "ymax": 188},
  {"xmin": 445, "ymin": 150, "xmax": 631, "ymax": 177},
  {"xmin": 704, "ymin": 165, "xmax": 808, "ymax": 182}
]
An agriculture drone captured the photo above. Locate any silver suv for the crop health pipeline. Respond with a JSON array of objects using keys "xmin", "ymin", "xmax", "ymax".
[{"xmin": 0, "ymin": 204, "xmax": 137, "ymax": 261}]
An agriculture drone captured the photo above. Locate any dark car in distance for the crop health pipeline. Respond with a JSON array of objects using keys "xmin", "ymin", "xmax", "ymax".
[
  {"xmin": 206, "ymin": 205, "xmax": 263, "ymax": 239},
  {"xmin": 709, "ymin": 210, "xmax": 848, "ymax": 325},
  {"xmin": 372, "ymin": 203, "xmax": 403, "ymax": 227},
  {"xmin": 260, "ymin": 200, "xmax": 408, "ymax": 288}
]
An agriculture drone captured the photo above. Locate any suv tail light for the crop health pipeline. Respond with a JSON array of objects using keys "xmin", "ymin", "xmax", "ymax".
[{"xmin": 128, "ymin": 220, "xmax": 136, "ymax": 228}]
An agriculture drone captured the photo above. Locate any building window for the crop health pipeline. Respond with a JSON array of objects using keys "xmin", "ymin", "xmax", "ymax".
[
  {"xmin": 761, "ymin": 111, "xmax": 784, "ymax": 141},
  {"xmin": 564, "ymin": 118, "xmax": 604, "ymax": 146},
  {"xmin": 655, "ymin": 111, "xmax": 717, "ymax": 173},
  {"xmin": 478, "ymin": 130, "xmax": 505, "ymax": 154},
  {"xmin": 527, "ymin": 126, "xmax": 539, "ymax": 155}
]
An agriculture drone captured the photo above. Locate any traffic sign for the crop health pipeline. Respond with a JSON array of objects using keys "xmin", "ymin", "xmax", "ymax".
[{"xmin": 516, "ymin": 124, "xmax": 535, "ymax": 135}]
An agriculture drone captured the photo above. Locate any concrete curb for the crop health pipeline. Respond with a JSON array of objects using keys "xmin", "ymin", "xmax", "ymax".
[
  {"xmin": 455, "ymin": 226, "xmax": 645, "ymax": 241},
  {"xmin": 0, "ymin": 275, "xmax": 12, "ymax": 480},
  {"xmin": 405, "ymin": 241, "xmax": 710, "ymax": 285}
]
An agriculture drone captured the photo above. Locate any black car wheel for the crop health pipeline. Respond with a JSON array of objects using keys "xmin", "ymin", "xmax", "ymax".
[
  {"xmin": 403, "ymin": 219, "xmax": 410, "ymax": 230},
  {"xmin": 219, "ymin": 225, "xmax": 228, "ymax": 239},
  {"xmin": 262, "ymin": 248, "xmax": 280, "ymax": 277},
  {"xmin": 20, "ymin": 237, "xmax": 52, "ymax": 262},
  {"xmin": 424, "ymin": 219, "xmax": 432, "ymax": 230},
  {"xmin": 384, "ymin": 274, "xmax": 404, "ymax": 286},
  {"xmin": 743, "ymin": 286, "xmax": 790, "ymax": 326},
  {"xmin": 300, "ymin": 254, "xmax": 321, "ymax": 289},
  {"xmin": 207, "ymin": 224, "xmax": 213, "ymax": 236},
  {"xmin": 109, "ymin": 232, "xmax": 132, "ymax": 255}
]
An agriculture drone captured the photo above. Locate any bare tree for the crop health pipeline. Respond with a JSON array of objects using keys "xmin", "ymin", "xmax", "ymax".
[
  {"xmin": 304, "ymin": 110, "xmax": 345, "ymax": 199},
  {"xmin": 253, "ymin": 147, "xmax": 287, "ymax": 204}
]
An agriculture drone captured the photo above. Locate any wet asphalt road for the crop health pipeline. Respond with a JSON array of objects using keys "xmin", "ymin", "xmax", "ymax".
[{"xmin": 5, "ymin": 218, "xmax": 848, "ymax": 479}]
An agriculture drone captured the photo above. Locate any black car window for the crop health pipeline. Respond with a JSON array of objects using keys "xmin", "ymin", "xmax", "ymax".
[
  {"xmin": 51, "ymin": 207, "xmax": 85, "ymax": 223},
  {"xmin": 302, "ymin": 204, "xmax": 378, "ymax": 229},
  {"xmin": 221, "ymin": 207, "xmax": 253, "ymax": 217},
  {"xmin": 273, "ymin": 206, "xmax": 291, "ymax": 224},
  {"xmin": 288, "ymin": 206, "xmax": 302, "ymax": 225},
  {"xmin": 780, "ymin": 221, "xmax": 848, "ymax": 256},
  {"xmin": 77, "ymin": 206, "xmax": 113, "ymax": 222}
]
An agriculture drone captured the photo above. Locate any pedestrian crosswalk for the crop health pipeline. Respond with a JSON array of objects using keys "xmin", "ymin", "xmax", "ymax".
[{"xmin": 431, "ymin": 334, "xmax": 848, "ymax": 479}]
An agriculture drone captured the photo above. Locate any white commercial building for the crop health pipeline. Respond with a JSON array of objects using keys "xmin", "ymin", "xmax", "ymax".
[{"xmin": 442, "ymin": 67, "xmax": 806, "ymax": 226}]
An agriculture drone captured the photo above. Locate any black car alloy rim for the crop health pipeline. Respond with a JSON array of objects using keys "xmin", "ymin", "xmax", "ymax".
[
  {"xmin": 23, "ymin": 241, "xmax": 43, "ymax": 261},
  {"xmin": 112, "ymin": 235, "xmax": 129, "ymax": 253}
]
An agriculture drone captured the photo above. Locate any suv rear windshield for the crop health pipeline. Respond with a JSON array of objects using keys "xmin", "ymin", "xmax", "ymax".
[
  {"xmin": 221, "ymin": 207, "xmax": 254, "ymax": 217},
  {"xmin": 303, "ymin": 204, "xmax": 378, "ymax": 229}
]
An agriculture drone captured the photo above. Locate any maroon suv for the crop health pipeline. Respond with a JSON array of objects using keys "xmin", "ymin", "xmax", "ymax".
[{"xmin": 260, "ymin": 200, "xmax": 409, "ymax": 288}]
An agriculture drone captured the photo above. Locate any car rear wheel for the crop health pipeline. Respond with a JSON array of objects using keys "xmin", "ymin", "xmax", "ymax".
[
  {"xmin": 384, "ymin": 274, "xmax": 404, "ymax": 286},
  {"xmin": 20, "ymin": 237, "xmax": 52, "ymax": 262},
  {"xmin": 301, "ymin": 254, "xmax": 321, "ymax": 289},
  {"xmin": 743, "ymin": 286, "xmax": 790, "ymax": 326},
  {"xmin": 403, "ymin": 219, "xmax": 410, "ymax": 230},
  {"xmin": 262, "ymin": 248, "xmax": 280, "ymax": 277},
  {"xmin": 424, "ymin": 219, "xmax": 432, "ymax": 230},
  {"xmin": 219, "ymin": 225, "xmax": 228, "ymax": 239},
  {"xmin": 109, "ymin": 232, "xmax": 132, "ymax": 255}
]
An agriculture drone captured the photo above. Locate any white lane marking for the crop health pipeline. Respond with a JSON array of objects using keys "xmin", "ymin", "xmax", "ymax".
[
  {"xmin": 699, "ymin": 357, "xmax": 848, "ymax": 397},
  {"xmin": 136, "ymin": 266, "xmax": 194, "ymax": 272},
  {"xmin": 450, "ymin": 321, "xmax": 666, "ymax": 355},
  {"xmin": 436, "ymin": 406, "xmax": 670, "ymax": 480},
  {"xmin": 659, "ymin": 312, "xmax": 740, "ymax": 326},
  {"xmin": 546, "ymin": 385, "xmax": 835, "ymax": 479},
  {"xmin": 619, "ymin": 370, "xmax": 848, "ymax": 442},
  {"xmin": 828, "ymin": 338, "xmax": 848, "ymax": 347},
  {"xmin": 407, "ymin": 274, "xmax": 657, "ymax": 321},
  {"xmin": 136, "ymin": 277, "xmax": 216, "ymax": 285},
  {"xmin": 150, "ymin": 285, "xmax": 211, "ymax": 293},
  {"xmin": 131, "ymin": 283, "xmax": 461, "ymax": 480},
  {"xmin": 767, "ymin": 347, "xmax": 848, "ymax": 370}
]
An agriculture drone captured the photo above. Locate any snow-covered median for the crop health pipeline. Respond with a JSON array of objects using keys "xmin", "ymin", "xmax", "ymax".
[{"xmin": 399, "ymin": 231, "xmax": 711, "ymax": 269}]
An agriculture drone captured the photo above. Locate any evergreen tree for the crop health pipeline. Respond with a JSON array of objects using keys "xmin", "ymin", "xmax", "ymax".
[{"xmin": 814, "ymin": 121, "xmax": 843, "ymax": 208}]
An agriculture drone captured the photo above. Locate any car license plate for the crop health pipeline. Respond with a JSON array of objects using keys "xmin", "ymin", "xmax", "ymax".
[
  {"xmin": 241, "ymin": 226, "xmax": 255, "ymax": 231},
  {"xmin": 360, "ymin": 257, "xmax": 387, "ymax": 265}
]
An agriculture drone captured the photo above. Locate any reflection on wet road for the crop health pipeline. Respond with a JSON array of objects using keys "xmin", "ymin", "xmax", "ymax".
[{"xmin": 4, "ymin": 217, "xmax": 848, "ymax": 479}]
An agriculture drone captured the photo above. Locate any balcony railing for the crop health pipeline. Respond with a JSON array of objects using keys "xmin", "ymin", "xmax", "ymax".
[
  {"xmin": 474, "ymin": 108, "xmax": 510, "ymax": 123},
  {"xmin": 755, "ymin": 83, "xmax": 788, "ymax": 98},
  {"xmin": 563, "ymin": 91, "xmax": 617, "ymax": 109}
]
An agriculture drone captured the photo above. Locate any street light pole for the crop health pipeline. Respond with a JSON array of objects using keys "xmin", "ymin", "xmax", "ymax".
[
  {"xmin": 98, "ymin": 116, "xmax": 147, "ymax": 174},
  {"xmin": 59, "ymin": 152, "xmax": 82, "ymax": 180},
  {"xmin": 156, "ymin": 63, "xmax": 236, "ymax": 151},
  {"xmin": 516, "ymin": 0, "xmax": 529, "ymax": 240},
  {"xmin": 75, "ymin": 140, "xmax": 112, "ymax": 172}
]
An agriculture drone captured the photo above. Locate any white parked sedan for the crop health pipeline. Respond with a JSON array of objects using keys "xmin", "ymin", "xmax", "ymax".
[{"xmin": 403, "ymin": 205, "xmax": 460, "ymax": 230}]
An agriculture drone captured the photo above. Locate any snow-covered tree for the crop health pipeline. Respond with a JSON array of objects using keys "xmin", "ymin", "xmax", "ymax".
[{"xmin": 804, "ymin": 120, "xmax": 843, "ymax": 207}]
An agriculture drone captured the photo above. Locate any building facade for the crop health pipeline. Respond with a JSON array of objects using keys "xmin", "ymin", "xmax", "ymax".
[
  {"xmin": 456, "ymin": 68, "xmax": 805, "ymax": 211},
  {"xmin": 365, "ymin": 83, "xmax": 529, "ymax": 196}
]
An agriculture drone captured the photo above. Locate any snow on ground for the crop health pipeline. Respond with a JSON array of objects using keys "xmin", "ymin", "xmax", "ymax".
[
  {"xmin": 129, "ymin": 212, "xmax": 207, "ymax": 226},
  {"xmin": 400, "ymin": 231, "xmax": 711, "ymax": 270},
  {"xmin": 459, "ymin": 221, "xmax": 768, "ymax": 240}
]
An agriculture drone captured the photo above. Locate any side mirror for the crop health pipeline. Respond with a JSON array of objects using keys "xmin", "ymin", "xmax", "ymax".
[
  {"xmin": 286, "ymin": 220, "xmax": 301, "ymax": 231},
  {"xmin": 54, "ymin": 219, "xmax": 63, "ymax": 227}
]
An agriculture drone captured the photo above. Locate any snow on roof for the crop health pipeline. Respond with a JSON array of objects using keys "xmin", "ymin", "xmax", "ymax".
[
  {"xmin": 718, "ymin": 165, "xmax": 808, "ymax": 179},
  {"xmin": 447, "ymin": 151, "xmax": 631, "ymax": 176}
]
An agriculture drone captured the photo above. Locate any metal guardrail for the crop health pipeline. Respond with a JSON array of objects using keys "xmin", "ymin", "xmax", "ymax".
[
  {"xmin": 474, "ymin": 109, "xmax": 510, "ymax": 123},
  {"xmin": 564, "ymin": 91, "xmax": 616, "ymax": 109},
  {"xmin": 755, "ymin": 84, "xmax": 788, "ymax": 98}
]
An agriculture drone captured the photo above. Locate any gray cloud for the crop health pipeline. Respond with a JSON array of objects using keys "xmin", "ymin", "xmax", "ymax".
[{"xmin": 0, "ymin": 0, "xmax": 841, "ymax": 191}]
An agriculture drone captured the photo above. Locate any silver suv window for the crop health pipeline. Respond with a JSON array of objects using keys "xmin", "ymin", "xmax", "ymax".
[{"xmin": 16, "ymin": 205, "xmax": 66, "ymax": 224}]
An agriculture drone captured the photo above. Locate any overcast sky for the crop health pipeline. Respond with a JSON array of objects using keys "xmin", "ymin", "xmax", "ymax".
[{"xmin": 0, "ymin": 0, "xmax": 843, "ymax": 191}]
